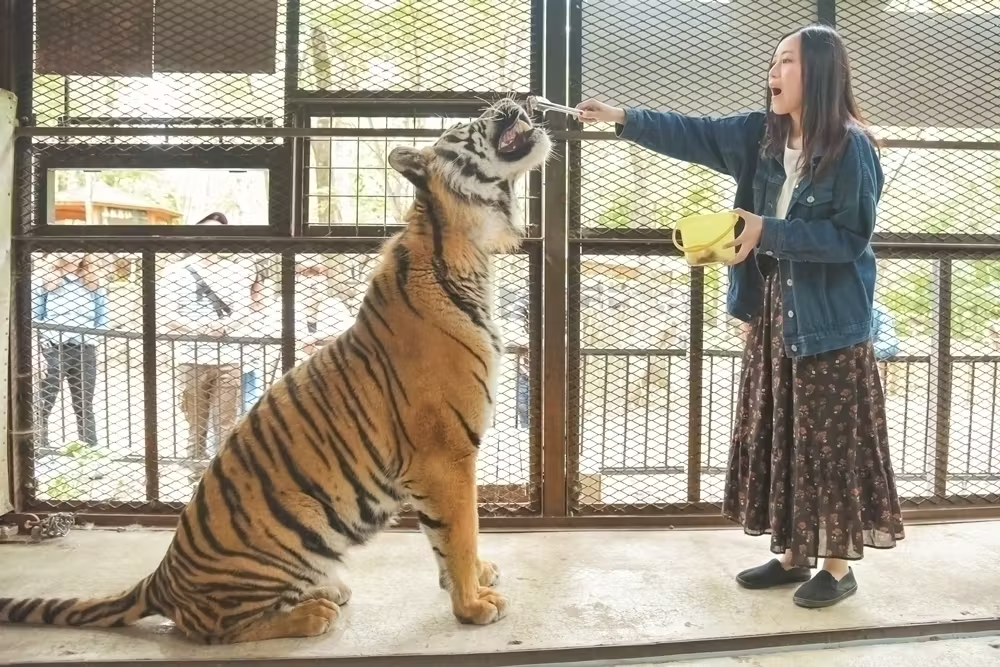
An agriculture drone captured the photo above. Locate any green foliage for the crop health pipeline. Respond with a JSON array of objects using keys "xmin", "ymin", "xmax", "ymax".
[
  {"xmin": 41, "ymin": 440, "xmax": 110, "ymax": 501},
  {"xmin": 597, "ymin": 196, "xmax": 634, "ymax": 229}
]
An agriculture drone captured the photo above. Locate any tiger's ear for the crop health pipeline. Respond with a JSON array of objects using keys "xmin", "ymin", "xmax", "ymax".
[{"xmin": 388, "ymin": 146, "xmax": 428, "ymax": 191}]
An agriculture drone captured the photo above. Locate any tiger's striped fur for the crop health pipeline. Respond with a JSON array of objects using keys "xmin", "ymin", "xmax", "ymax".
[{"xmin": 0, "ymin": 98, "xmax": 551, "ymax": 644}]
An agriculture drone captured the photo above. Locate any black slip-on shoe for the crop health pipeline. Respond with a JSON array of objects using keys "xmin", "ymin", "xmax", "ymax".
[
  {"xmin": 793, "ymin": 568, "xmax": 858, "ymax": 608},
  {"xmin": 735, "ymin": 559, "xmax": 812, "ymax": 590}
]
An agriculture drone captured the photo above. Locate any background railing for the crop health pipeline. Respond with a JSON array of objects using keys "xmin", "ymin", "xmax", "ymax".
[{"xmin": 3, "ymin": 0, "xmax": 1000, "ymax": 527}]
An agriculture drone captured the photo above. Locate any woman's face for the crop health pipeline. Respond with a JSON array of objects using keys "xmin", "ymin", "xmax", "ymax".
[{"xmin": 768, "ymin": 33, "xmax": 803, "ymax": 118}]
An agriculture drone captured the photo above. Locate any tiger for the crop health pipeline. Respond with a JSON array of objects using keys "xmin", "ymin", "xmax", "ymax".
[{"xmin": 0, "ymin": 97, "xmax": 551, "ymax": 644}]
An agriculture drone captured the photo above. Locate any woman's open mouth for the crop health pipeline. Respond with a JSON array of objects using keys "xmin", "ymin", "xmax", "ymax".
[
  {"xmin": 771, "ymin": 87, "xmax": 783, "ymax": 97},
  {"xmin": 498, "ymin": 119, "xmax": 533, "ymax": 154}
]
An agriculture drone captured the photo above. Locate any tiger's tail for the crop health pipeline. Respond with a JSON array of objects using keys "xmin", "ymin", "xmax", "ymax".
[{"xmin": 0, "ymin": 574, "xmax": 156, "ymax": 628}]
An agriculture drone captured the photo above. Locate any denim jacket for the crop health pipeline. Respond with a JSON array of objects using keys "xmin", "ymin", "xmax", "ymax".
[{"xmin": 616, "ymin": 108, "xmax": 884, "ymax": 357}]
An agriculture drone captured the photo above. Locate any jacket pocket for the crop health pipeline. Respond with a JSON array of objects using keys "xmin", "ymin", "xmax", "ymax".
[{"xmin": 794, "ymin": 184, "xmax": 834, "ymax": 220}]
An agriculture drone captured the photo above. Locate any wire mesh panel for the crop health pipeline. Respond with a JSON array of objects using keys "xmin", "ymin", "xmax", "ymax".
[
  {"xmin": 571, "ymin": 0, "xmax": 816, "ymax": 513},
  {"xmin": 573, "ymin": 253, "xmax": 692, "ymax": 510},
  {"xmin": 29, "ymin": 251, "xmax": 147, "ymax": 506},
  {"xmin": 948, "ymin": 258, "xmax": 1000, "ymax": 499},
  {"xmin": 297, "ymin": 0, "xmax": 534, "ymax": 94},
  {"xmin": 838, "ymin": 1, "xmax": 1000, "ymax": 144},
  {"xmin": 154, "ymin": 251, "xmax": 280, "ymax": 501},
  {"xmin": 483, "ymin": 253, "xmax": 538, "ymax": 512},
  {"xmin": 305, "ymin": 114, "xmax": 534, "ymax": 235},
  {"xmin": 579, "ymin": 0, "xmax": 817, "ymax": 123},
  {"xmin": 568, "ymin": 0, "xmax": 1000, "ymax": 517},
  {"xmin": 578, "ymin": 142, "xmax": 737, "ymax": 234},
  {"xmin": 10, "ymin": 0, "xmax": 1000, "ymax": 523},
  {"xmin": 31, "ymin": 0, "xmax": 288, "ymax": 128},
  {"xmin": 873, "ymin": 258, "xmax": 938, "ymax": 501},
  {"xmin": 876, "ymin": 147, "xmax": 1000, "ymax": 239}
]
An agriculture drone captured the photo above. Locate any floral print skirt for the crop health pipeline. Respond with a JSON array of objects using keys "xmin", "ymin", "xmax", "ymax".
[{"xmin": 722, "ymin": 267, "xmax": 905, "ymax": 568}]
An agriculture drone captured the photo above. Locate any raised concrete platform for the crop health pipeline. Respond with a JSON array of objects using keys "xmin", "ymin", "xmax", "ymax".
[{"xmin": 1, "ymin": 521, "xmax": 998, "ymax": 664}]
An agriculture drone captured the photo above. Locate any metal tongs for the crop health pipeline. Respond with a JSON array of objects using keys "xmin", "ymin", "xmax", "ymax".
[{"xmin": 527, "ymin": 95, "xmax": 582, "ymax": 117}]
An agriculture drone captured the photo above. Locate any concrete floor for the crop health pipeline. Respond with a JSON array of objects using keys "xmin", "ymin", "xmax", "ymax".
[
  {"xmin": 1, "ymin": 521, "xmax": 999, "ymax": 664},
  {"xmin": 652, "ymin": 635, "xmax": 1000, "ymax": 666}
]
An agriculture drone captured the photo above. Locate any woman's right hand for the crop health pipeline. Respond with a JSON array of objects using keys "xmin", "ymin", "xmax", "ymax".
[{"xmin": 576, "ymin": 99, "xmax": 626, "ymax": 125}]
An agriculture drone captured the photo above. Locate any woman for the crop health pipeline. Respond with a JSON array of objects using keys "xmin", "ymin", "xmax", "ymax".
[
  {"xmin": 577, "ymin": 23, "xmax": 904, "ymax": 608},
  {"xmin": 33, "ymin": 253, "xmax": 108, "ymax": 449}
]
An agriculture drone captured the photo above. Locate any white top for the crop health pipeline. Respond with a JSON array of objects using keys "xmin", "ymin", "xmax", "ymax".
[
  {"xmin": 156, "ymin": 255, "xmax": 257, "ymax": 366},
  {"xmin": 775, "ymin": 143, "xmax": 804, "ymax": 219}
]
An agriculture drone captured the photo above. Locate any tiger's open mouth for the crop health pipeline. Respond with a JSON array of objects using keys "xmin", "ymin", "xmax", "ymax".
[{"xmin": 498, "ymin": 118, "xmax": 534, "ymax": 154}]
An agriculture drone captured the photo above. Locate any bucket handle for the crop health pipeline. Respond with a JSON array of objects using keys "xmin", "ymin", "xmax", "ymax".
[{"xmin": 671, "ymin": 212, "xmax": 739, "ymax": 253}]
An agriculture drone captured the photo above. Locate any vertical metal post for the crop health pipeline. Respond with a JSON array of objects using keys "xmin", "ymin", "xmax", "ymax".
[
  {"xmin": 527, "ymin": 241, "xmax": 543, "ymax": 510},
  {"xmin": 10, "ymin": 247, "xmax": 34, "ymax": 509},
  {"xmin": 933, "ymin": 259, "xmax": 952, "ymax": 499},
  {"xmin": 142, "ymin": 250, "xmax": 159, "ymax": 501},
  {"xmin": 518, "ymin": 0, "xmax": 545, "ymax": 508},
  {"xmin": 9, "ymin": 0, "xmax": 32, "ymax": 123},
  {"xmin": 540, "ymin": 0, "xmax": 569, "ymax": 517},
  {"xmin": 6, "ymin": 0, "xmax": 33, "ymax": 510},
  {"xmin": 687, "ymin": 267, "xmax": 705, "ymax": 502},
  {"xmin": 563, "ymin": 0, "xmax": 584, "ymax": 514},
  {"xmin": 817, "ymin": 0, "xmax": 836, "ymax": 26},
  {"xmin": 283, "ymin": 1, "xmax": 303, "ymax": 238},
  {"xmin": 290, "ymin": 108, "xmax": 308, "ymax": 238},
  {"xmin": 281, "ymin": 250, "xmax": 297, "ymax": 374},
  {"xmin": 0, "ymin": 0, "xmax": 16, "ymax": 95},
  {"xmin": 529, "ymin": 0, "xmax": 544, "ymax": 98},
  {"xmin": 282, "ymin": 1, "xmax": 302, "ymax": 375},
  {"xmin": 283, "ymin": 0, "xmax": 301, "ymax": 118}
]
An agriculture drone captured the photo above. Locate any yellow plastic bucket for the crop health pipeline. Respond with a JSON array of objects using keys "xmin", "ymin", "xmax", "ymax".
[{"xmin": 671, "ymin": 211, "xmax": 739, "ymax": 266}]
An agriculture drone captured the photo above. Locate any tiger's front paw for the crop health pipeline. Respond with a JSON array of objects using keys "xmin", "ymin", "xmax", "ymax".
[{"xmin": 454, "ymin": 587, "xmax": 507, "ymax": 625}]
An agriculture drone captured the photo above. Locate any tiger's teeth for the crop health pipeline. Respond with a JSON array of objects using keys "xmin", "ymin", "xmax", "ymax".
[{"xmin": 516, "ymin": 119, "xmax": 531, "ymax": 133}]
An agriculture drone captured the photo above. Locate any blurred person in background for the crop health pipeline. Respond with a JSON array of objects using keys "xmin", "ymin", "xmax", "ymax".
[
  {"xmin": 32, "ymin": 252, "xmax": 108, "ymax": 449},
  {"xmin": 241, "ymin": 255, "xmax": 355, "ymax": 409},
  {"xmin": 157, "ymin": 212, "xmax": 257, "ymax": 468}
]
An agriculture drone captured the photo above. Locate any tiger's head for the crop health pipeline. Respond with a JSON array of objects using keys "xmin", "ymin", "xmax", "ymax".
[{"xmin": 388, "ymin": 98, "xmax": 551, "ymax": 247}]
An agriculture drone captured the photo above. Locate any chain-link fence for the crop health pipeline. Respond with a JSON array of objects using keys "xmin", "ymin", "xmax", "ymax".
[{"xmin": 6, "ymin": 0, "xmax": 1000, "ymax": 525}]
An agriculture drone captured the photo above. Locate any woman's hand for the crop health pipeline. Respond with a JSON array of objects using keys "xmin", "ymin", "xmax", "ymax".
[
  {"xmin": 575, "ymin": 99, "xmax": 626, "ymax": 125},
  {"xmin": 725, "ymin": 208, "xmax": 764, "ymax": 265}
]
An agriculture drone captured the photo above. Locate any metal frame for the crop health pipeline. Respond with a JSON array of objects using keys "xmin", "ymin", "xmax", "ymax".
[
  {"xmin": 558, "ymin": 0, "xmax": 1000, "ymax": 519},
  {"xmin": 4, "ymin": 0, "xmax": 1000, "ymax": 526},
  {"xmin": 26, "ymin": 143, "xmax": 290, "ymax": 235}
]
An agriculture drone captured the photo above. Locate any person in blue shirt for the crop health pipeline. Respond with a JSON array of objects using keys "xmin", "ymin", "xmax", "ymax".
[
  {"xmin": 32, "ymin": 252, "xmax": 108, "ymax": 449},
  {"xmin": 578, "ymin": 23, "xmax": 903, "ymax": 608},
  {"xmin": 871, "ymin": 300, "xmax": 899, "ymax": 361}
]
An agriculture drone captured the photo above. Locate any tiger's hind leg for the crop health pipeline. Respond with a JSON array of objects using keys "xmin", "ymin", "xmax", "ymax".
[
  {"xmin": 220, "ymin": 598, "xmax": 340, "ymax": 644},
  {"xmin": 413, "ymin": 455, "xmax": 506, "ymax": 625}
]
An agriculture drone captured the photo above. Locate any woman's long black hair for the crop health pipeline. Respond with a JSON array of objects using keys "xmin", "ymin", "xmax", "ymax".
[{"xmin": 762, "ymin": 23, "xmax": 879, "ymax": 179}]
